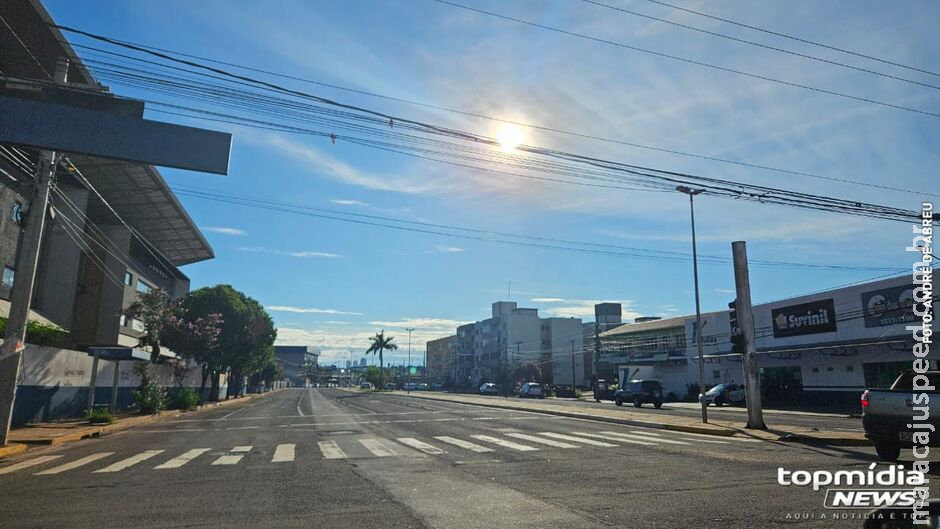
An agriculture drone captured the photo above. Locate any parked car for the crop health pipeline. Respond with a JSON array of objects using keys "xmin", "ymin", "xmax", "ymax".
[
  {"xmin": 518, "ymin": 382, "xmax": 543, "ymax": 399},
  {"xmin": 431, "ymin": 381, "xmax": 446, "ymax": 391},
  {"xmin": 862, "ymin": 369, "xmax": 940, "ymax": 460},
  {"xmin": 403, "ymin": 382, "xmax": 419, "ymax": 391},
  {"xmin": 614, "ymin": 379, "xmax": 664, "ymax": 408},
  {"xmin": 384, "ymin": 382, "xmax": 396, "ymax": 390},
  {"xmin": 593, "ymin": 379, "xmax": 617, "ymax": 402},
  {"xmin": 479, "ymin": 382, "xmax": 499, "ymax": 395},
  {"xmin": 360, "ymin": 382, "xmax": 373, "ymax": 390},
  {"xmin": 700, "ymin": 383, "xmax": 746, "ymax": 407}
]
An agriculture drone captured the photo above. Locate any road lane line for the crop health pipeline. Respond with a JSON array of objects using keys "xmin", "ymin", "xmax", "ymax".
[
  {"xmin": 36, "ymin": 452, "xmax": 113, "ymax": 475},
  {"xmin": 0, "ymin": 455, "xmax": 62, "ymax": 475},
  {"xmin": 537, "ymin": 432, "xmax": 617, "ymax": 447},
  {"xmin": 598, "ymin": 431, "xmax": 690, "ymax": 445},
  {"xmin": 317, "ymin": 440, "xmax": 347, "ymax": 459},
  {"xmin": 568, "ymin": 432, "xmax": 656, "ymax": 445},
  {"xmin": 470, "ymin": 435, "xmax": 539, "ymax": 452},
  {"xmin": 272, "ymin": 444, "xmax": 296, "ymax": 462},
  {"xmin": 359, "ymin": 438, "xmax": 397, "ymax": 457},
  {"xmin": 626, "ymin": 430, "xmax": 663, "ymax": 437},
  {"xmin": 296, "ymin": 389, "xmax": 307, "ymax": 417},
  {"xmin": 627, "ymin": 429, "xmax": 753, "ymax": 443},
  {"xmin": 212, "ymin": 446, "xmax": 252, "ymax": 465},
  {"xmin": 505, "ymin": 432, "xmax": 578, "ymax": 448},
  {"xmin": 94, "ymin": 450, "xmax": 165, "ymax": 473},
  {"xmin": 396, "ymin": 437, "xmax": 446, "ymax": 455},
  {"xmin": 154, "ymin": 448, "xmax": 211, "ymax": 469},
  {"xmin": 433, "ymin": 436, "xmax": 494, "ymax": 453}
]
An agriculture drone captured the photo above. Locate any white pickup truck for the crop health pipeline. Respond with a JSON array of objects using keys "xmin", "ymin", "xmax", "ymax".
[{"xmin": 861, "ymin": 370, "xmax": 940, "ymax": 460}]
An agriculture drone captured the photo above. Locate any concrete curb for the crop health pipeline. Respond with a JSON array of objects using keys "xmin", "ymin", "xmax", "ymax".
[{"xmin": 1, "ymin": 389, "xmax": 283, "ymax": 456}]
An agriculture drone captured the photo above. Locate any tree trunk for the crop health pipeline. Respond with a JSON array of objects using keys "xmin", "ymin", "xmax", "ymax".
[
  {"xmin": 379, "ymin": 349, "xmax": 384, "ymax": 385},
  {"xmin": 230, "ymin": 368, "xmax": 242, "ymax": 398},
  {"xmin": 199, "ymin": 365, "xmax": 209, "ymax": 400},
  {"xmin": 210, "ymin": 370, "xmax": 220, "ymax": 402}
]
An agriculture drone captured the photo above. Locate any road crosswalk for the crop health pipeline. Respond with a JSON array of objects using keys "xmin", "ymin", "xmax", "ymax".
[{"xmin": 0, "ymin": 427, "xmax": 766, "ymax": 478}]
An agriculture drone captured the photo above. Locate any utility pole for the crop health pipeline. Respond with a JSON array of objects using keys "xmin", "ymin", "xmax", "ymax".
[
  {"xmin": 676, "ymin": 186, "xmax": 708, "ymax": 424},
  {"xmin": 570, "ymin": 339, "xmax": 577, "ymax": 386},
  {"xmin": 0, "ymin": 58, "xmax": 69, "ymax": 446},
  {"xmin": 406, "ymin": 328, "xmax": 414, "ymax": 393},
  {"xmin": 732, "ymin": 241, "xmax": 765, "ymax": 429}
]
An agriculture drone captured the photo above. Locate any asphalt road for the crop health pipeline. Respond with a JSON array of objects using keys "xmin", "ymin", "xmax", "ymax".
[{"xmin": 0, "ymin": 388, "xmax": 934, "ymax": 528}]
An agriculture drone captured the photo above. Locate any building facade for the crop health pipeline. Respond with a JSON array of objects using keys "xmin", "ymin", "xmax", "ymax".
[
  {"xmin": 426, "ymin": 335, "xmax": 455, "ymax": 386},
  {"xmin": 273, "ymin": 345, "xmax": 320, "ymax": 387}
]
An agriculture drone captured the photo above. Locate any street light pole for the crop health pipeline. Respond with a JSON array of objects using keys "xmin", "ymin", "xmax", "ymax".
[
  {"xmin": 677, "ymin": 186, "xmax": 708, "ymax": 424},
  {"xmin": 406, "ymin": 327, "xmax": 414, "ymax": 392}
]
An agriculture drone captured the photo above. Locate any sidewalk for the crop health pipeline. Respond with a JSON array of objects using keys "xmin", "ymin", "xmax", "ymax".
[
  {"xmin": 0, "ymin": 389, "xmax": 281, "ymax": 459},
  {"xmin": 385, "ymin": 391, "xmax": 870, "ymax": 446}
]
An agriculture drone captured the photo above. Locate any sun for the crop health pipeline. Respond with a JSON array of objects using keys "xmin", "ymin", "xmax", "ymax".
[{"xmin": 495, "ymin": 124, "xmax": 525, "ymax": 153}]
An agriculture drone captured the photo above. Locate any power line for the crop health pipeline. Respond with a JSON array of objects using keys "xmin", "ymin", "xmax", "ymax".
[
  {"xmin": 579, "ymin": 0, "xmax": 940, "ymax": 91},
  {"xmin": 642, "ymin": 0, "xmax": 940, "ymax": 79},
  {"xmin": 61, "ymin": 41, "xmax": 936, "ymax": 198},
  {"xmin": 431, "ymin": 0, "xmax": 940, "ymax": 119}
]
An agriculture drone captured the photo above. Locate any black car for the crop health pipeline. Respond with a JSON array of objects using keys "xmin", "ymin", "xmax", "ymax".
[{"xmin": 614, "ymin": 380, "xmax": 664, "ymax": 408}]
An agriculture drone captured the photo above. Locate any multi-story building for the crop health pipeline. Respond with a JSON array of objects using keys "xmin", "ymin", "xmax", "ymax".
[
  {"xmin": 426, "ymin": 335, "xmax": 455, "ymax": 386},
  {"xmin": 273, "ymin": 345, "xmax": 320, "ymax": 387},
  {"xmin": 544, "ymin": 317, "xmax": 585, "ymax": 386},
  {"xmin": 1, "ymin": 1, "xmax": 216, "ymax": 424},
  {"xmin": 583, "ymin": 303, "xmax": 623, "ymax": 382}
]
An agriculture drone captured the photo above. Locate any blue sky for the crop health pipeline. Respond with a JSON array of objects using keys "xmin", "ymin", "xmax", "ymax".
[{"xmin": 45, "ymin": 0, "xmax": 939, "ymax": 364}]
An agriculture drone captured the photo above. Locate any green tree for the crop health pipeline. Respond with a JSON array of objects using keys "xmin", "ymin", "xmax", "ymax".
[
  {"xmin": 510, "ymin": 361, "xmax": 542, "ymax": 386},
  {"xmin": 365, "ymin": 331, "xmax": 397, "ymax": 386},
  {"xmin": 123, "ymin": 288, "xmax": 177, "ymax": 363},
  {"xmin": 362, "ymin": 365, "xmax": 384, "ymax": 388}
]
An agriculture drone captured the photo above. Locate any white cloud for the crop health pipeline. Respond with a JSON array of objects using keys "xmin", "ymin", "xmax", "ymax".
[
  {"xmin": 368, "ymin": 317, "xmax": 471, "ymax": 333},
  {"xmin": 203, "ymin": 226, "xmax": 247, "ymax": 236},
  {"xmin": 237, "ymin": 247, "xmax": 344, "ymax": 258},
  {"xmin": 330, "ymin": 199, "xmax": 369, "ymax": 206},
  {"xmin": 528, "ymin": 297, "xmax": 643, "ymax": 321},
  {"xmin": 268, "ymin": 306, "xmax": 363, "ymax": 315},
  {"xmin": 432, "ymin": 245, "xmax": 465, "ymax": 253}
]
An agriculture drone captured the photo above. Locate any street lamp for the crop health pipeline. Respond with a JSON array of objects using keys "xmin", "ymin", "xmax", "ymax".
[{"xmin": 676, "ymin": 186, "xmax": 708, "ymax": 424}]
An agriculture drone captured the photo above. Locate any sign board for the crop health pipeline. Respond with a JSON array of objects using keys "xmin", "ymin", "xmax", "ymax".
[
  {"xmin": 0, "ymin": 96, "xmax": 231, "ymax": 175},
  {"xmin": 861, "ymin": 284, "xmax": 916, "ymax": 328},
  {"xmin": 771, "ymin": 299, "xmax": 837, "ymax": 338}
]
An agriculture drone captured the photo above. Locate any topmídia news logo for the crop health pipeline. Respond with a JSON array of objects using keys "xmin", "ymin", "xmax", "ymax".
[{"xmin": 778, "ymin": 464, "xmax": 929, "ymax": 509}]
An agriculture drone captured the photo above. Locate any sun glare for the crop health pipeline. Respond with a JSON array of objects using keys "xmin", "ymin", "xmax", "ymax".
[{"xmin": 495, "ymin": 124, "xmax": 525, "ymax": 153}]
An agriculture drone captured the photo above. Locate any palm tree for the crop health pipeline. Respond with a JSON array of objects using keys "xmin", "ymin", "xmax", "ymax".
[{"xmin": 366, "ymin": 330, "xmax": 398, "ymax": 385}]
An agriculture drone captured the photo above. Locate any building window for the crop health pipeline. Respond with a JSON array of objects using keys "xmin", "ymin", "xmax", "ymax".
[
  {"xmin": 130, "ymin": 318, "xmax": 145, "ymax": 332},
  {"xmin": 1, "ymin": 267, "xmax": 14, "ymax": 288},
  {"xmin": 124, "ymin": 271, "xmax": 133, "ymax": 286},
  {"xmin": 712, "ymin": 370, "xmax": 720, "ymax": 379},
  {"xmin": 846, "ymin": 365, "xmax": 854, "ymax": 372},
  {"xmin": 119, "ymin": 314, "xmax": 127, "ymax": 327},
  {"xmin": 10, "ymin": 201, "xmax": 22, "ymax": 225},
  {"xmin": 136, "ymin": 280, "xmax": 152, "ymax": 294}
]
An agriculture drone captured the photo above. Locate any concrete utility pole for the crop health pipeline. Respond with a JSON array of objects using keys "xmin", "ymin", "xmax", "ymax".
[
  {"xmin": 0, "ymin": 58, "xmax": 69, "ymax": 446},
  {"xmin": 570, "ymin": 339, "xmax": 577, "ymax": 386},
  {"xmin": 677, "ymin": 186, "xmax": 708, "ymax": 424},
  {"xmin": 406, "ymin": 328, "xmax": 414, "ymax": 393},
  {"xmin": 732, "ymin": 241, "xmax": 765, "ymax": 429}
]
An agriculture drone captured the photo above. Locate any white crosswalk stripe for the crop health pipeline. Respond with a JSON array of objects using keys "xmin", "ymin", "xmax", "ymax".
[
  {"xmin": 95, "ymin": 450, "xmax": 165, "ymax": 473},
  {"xmin": 272, "ymin": 444, "xmax": 295, "ymax": 462},
  {"xmin": 569, "ymin": 432, "xmax": 656, "ymax": 446},
  {"xmin": 397, "ymin": 437, "xmax": 446, "ymax": 455},
  {"xmin": 599, "ymin": 431, "xmax": 689, "ymax": 445},
  {"xmin": 505, "ymin": 432, "xmax": 579, "ymax": 448},
  {"xmin": 155, "ymin": 448, "xmax": 211, "ymax": 469},
  {"xmin": 537, "ymin": 432, "xmax": 617, "ymax": 447},
  {"xmin": 318, "ymin": 440, "xmax": 348, "ymax": 459},
  {"xmin": 470, "ymin": 434, "xmax": 538, "ymax": 452},
  {"xmin": 359, "ymin": 438, "xmax": 397, "ymax": 457},
  {"xmin": 434, "ymin": 436, "xmax": 494, "ymax": 453},
  {"xmin": 212, "ymin": 446, "xmax": 252, "ymax": 465},
  {"xmin": 628, "ymin": 429, "xmax": 753, "ymax": 443},
  {"xmin": 36, "ymin": 452, "xmax": 113, "ymax": 475},
  {"xmin": 0, "ymin": 455, "xmax": 62, "ymax": 475}
]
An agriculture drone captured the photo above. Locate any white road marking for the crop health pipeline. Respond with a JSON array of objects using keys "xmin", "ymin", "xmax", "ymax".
[
  {"xmin": 537, "ymin": 432, "xmax": 617, "ymax": 447},
  {"xmin": 94, "ymin": 450, "xmax": 165, "ymax": 473},
  {"xmin": 599, "ymin": 431, "xmax": 689, "ymax": 445},
  {"xmin": 470, "ymin": 434, "xmax": 539, "ymax": 452},
  {"xmin": 36, "ymin": 452, "xmax": 114, "ymax": 475},
  {"xmin": 505, "ymin": 432, "xmax": 579, "ymax": 448},
  {"xmin": 0, "ymin": 455, "xmax": 62, "ymax": 475},
  {"xmin": 396, "ymin": 437, "xmax": 446, "ymax": 455},
  {"xmin": 318, "ymin": 440, "xmax": 347, "ymax": 459},
  {"xmin": 272, "ymin": 443, "xmax": 296, "ymax": 462},
  {"xmin": 626, "ymin": 430, "xmax": 662, "ymax": 436},
  {"xmin": 433, "ymin": 436, "xmax": 495, "ymax": 453},
  {"xmin": 569, "ymin": 432, "xmax": 655, "ymax": 445},
  {"xmin": 296, "ymin": 389, "xmax": 307, "ymax": 417},
  {"xmin": 212, "ymin": 445, "xmax": 252, "ymax": 465},
  {"xmin": 155, "ymin": 448, "xmax": 211, "ymax": 469},
  {"xmin": 359, "ymin": 438, "xmax": 398, "ymax": 457},
  {"xmin": 628, "ymin": 429, "xmax": 755, "ymax": 443}
]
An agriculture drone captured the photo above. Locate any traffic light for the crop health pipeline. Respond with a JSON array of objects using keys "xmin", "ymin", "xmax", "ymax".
[{"xmin": 728, "ymin": 299, "xmax": 744, "ymax": 354}]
